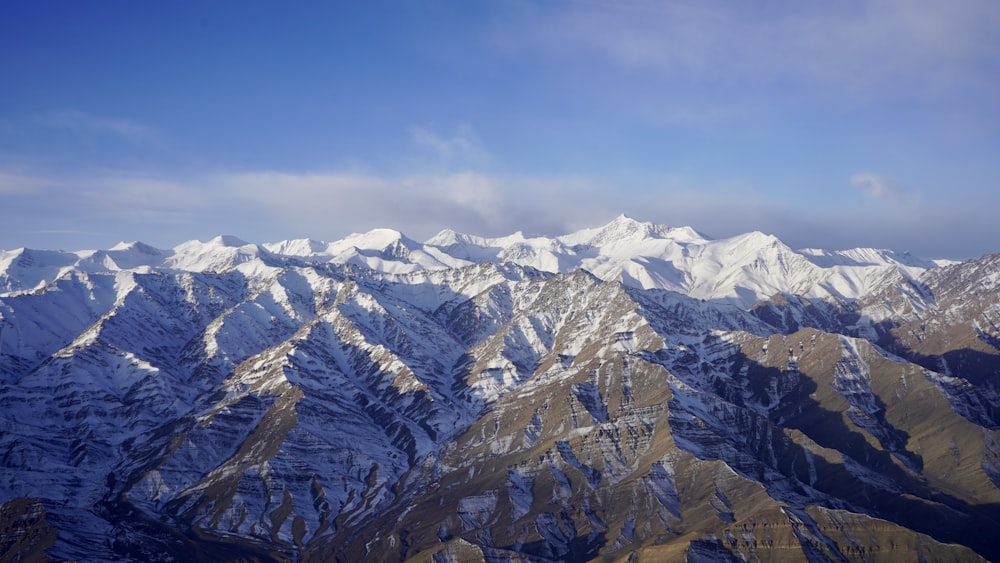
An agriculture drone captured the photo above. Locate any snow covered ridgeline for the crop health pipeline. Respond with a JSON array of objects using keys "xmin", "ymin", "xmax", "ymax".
[
  {"xmin": 0, "ymin": 215, "xmax": 949, "ymax": 307},
  {"xmin": 1, "ymin": 215, "xmax": 999, "ymax": 561}
]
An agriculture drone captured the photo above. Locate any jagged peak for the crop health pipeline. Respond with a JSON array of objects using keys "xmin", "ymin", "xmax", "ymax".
[
  {"xmin": 559, "ymin": 215, "xmax": 651, "ymax": 246},
  {"xmin": 603, "ymin": 214, "xmax": 652, "ymax": 237},
  {"xmin": 0, "ymin": 216, "xmax": 946, "ymax": 306},
  {"xmin": 2, "ymin": 215, "xmax": 998, "ymax": 563},
  {"xmin": 609, "ymin": 213, "xmax": 642, "ymax": 227}
]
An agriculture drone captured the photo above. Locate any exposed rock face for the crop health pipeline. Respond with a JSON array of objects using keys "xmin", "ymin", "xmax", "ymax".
[{"xmin": 1, "ymin": 220, "xmax": 998, "ymax": 562}]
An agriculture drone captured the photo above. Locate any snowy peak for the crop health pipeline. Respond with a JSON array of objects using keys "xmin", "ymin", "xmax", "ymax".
[
  {"xmin": 0, "ymin": 217, "xmax": 947, "ymax": 307},
  {"xmin": 262, "ymin": 238, "xmax": 328, "ymax": 257},
  {"xmin": 559, "ymin": 214, "xmax": 665, "ymax": 247},
  {"xmin": 0, "ymin": 248, "xmax": 81, "ymax": 293},
  {"xmin": 327, "ymin": 227, "xmax": 412, "ymax": 255},
  {"xmin": 109, "ymin": 240, "xmax": 161, "ymax": 254},
  {"xmin": 208, "ymin": 234, "xmax": 251, "ymax": 248},
  {"xmin": 423, "ymin": 228, "xmax": 462, "ymax": 247},
  {"xmin": 166, "ymin": 235, "xmax": 261, "ymax": 272},
  {"xmin": 2, "ymin": 217, "xmax": 1000, "ymax": 562},
  {"xmin": 326, "ymin": 228, "xmax": 466, "ymax": 273},
  {"xmin": 171, "ymin": 235, "xmax": 255, "ymax": 254},
  {"xmin": 414, "ymin": 217, "xmax": 940, "ymax": 307},
  {"xmin": 103, "ymin": 241, "xmax": 169, "ymax": 270}
]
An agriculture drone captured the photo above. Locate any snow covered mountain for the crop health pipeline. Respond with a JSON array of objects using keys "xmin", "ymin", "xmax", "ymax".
[
  {"xmin": 0, "ymin": 215, "xmax": 946, "ymax": 305},
  {"xmin": 1, "ymin": 216, "xmax": 998, "ymax": 562}
]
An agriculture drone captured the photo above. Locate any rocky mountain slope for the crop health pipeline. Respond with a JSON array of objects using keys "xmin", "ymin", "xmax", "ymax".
[{"xmin": 1, "ymin": 216, "xmax": 997, "ymax": 562}]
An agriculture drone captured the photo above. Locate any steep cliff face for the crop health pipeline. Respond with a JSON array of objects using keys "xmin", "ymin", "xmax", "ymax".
[{"xmin": 1, "ymin": 219, "xmax": 998, "ymax": 562}]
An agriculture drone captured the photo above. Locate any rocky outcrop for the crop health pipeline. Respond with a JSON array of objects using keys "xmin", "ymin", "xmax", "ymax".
[{"xmin": 1, "ymin": 222, "xmax": 999, "ymax": 561}]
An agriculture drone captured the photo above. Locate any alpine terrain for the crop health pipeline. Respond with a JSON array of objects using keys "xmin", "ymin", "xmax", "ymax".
[{"xmin": 2, "ymin": 215, "xmax": 999, "ymax": 562}]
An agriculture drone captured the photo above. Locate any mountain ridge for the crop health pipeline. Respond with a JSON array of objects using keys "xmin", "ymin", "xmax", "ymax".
[
  {"xmin": 0, "ymin": 215, "xmax": 954, "ymax": 307},
  {"xmin": 1, "ymin": 216, "xmax": 998, "ymax": 562}
]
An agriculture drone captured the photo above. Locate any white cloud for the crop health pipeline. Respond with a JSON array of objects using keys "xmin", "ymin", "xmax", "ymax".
[
  {"xmin": 35, "ymin": 110, "xmax": 160, "ymax": 143},
  {"xmin": 214, "ymin": 169, "xmax": 591, "ymax": 240},
  {"xmin": 1, "ymin": 164, "xmax": 996, "ymax": 260},
  {"xmin": 850, "ymin": 172, "xmax": 901, "ymax": 199},
  {"xmin": 849, "ymin": 172, "xmax": 920, "ymax": 205}
]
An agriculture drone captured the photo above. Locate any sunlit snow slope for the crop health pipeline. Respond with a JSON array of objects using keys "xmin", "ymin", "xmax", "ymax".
[{"xmin": 1, "ymin": 216, "xmax": 997, "ymax": 562}]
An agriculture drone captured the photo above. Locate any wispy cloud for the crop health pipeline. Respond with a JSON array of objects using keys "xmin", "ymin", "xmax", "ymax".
[
  {"xmin": 216, "ymin": 169, "xmax": 589, "ymax": 239},
  {"xmin": 849, "ymin": 172, "xmax": 920, "ymax": 205},
  {"xmin": 0, "ymin": 170, "xmax": 69, "ymax": 195},
  {"xmin": 0, "ymin": 173, "xmax": 37, "ymax": 195},
  {"xmin": 408, "ymin": 124, "xmax": 491, "ymax": 165},
  {"xmin": 34, "ymin": 110, "xmax": 160, "ymax": 143},
  {"xmin": 1, "ymin": 164, "xmax": 997, "ymax": 259},
  {"xmin": 522, "ymin": 0, "xmax": 1000, "ymax": 101}
]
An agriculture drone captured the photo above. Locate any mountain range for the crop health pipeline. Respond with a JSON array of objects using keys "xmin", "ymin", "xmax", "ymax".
[{"xmin": 1, "ymin": 215, "xmax": 998, "ymax": 562}]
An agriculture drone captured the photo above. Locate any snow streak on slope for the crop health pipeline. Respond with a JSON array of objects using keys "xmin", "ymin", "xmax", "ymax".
[{"xmin": 2, "ymin": 216, "xmax": 999, "ymax": 562}]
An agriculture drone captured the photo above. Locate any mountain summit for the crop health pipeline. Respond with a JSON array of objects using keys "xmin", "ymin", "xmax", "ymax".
[
  {"xmin": 1, "ymin": 218, "xmax": 997, "ymax": 562},
  {"xmin": 1, "ymin": 217, "xmax": 947, "ymax": 306}
]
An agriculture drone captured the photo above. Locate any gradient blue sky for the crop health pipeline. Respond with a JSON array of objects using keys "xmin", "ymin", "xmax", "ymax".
[{"xmin": 2, "ymin": 1, "xmax": 999, "ymax": 258}]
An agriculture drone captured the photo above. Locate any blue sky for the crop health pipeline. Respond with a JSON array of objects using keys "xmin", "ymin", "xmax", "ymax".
[{"xmin": 2, "ymin": 1, "xmax": 999, "ymax": 258}]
